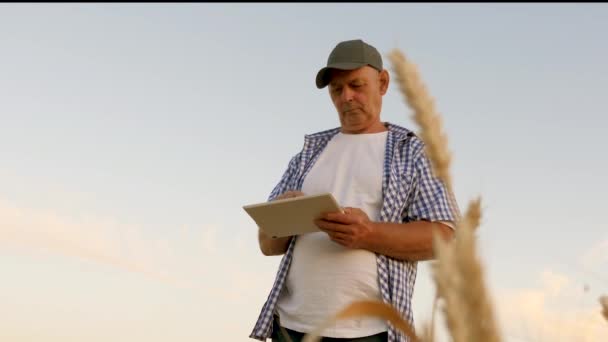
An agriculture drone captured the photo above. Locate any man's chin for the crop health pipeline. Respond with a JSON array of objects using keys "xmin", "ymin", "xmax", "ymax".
[{"xmin": 342, "ymin": 115, "xmax": 363, "ymax": 125}]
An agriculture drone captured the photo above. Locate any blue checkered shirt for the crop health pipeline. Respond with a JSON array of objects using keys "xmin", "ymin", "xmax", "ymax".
[{"xmin": 249, "ymin": 122, "xmax": 460, "ymax": 342}]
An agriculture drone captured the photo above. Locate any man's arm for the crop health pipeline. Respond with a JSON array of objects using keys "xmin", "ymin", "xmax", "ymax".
[
  {"xmin": 365, "ymin": 140, "xmax": 459, "ymax": 261},
  {"xmin": 316, "ymin": 208, "xmax": 453, "ymax": 261},
  {"xmin": 366, "ymin": 220, "xmax": 453, "ymax": 261},
  {"xmin": 258, "ymin": 229, "xmax": 292, "ymax": 256},
  {"xmin": 255, "ymin": 149, "xmax": 303, "ymax": 256},
  {"xmin": 257, "ymin": 190, "xmax": 304, "ymax": 256}
]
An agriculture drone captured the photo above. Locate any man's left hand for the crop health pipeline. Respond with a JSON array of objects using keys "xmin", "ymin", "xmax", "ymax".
[{"xmin": 315, "ymin": 207, "xmax": 374, "ymax": 249}]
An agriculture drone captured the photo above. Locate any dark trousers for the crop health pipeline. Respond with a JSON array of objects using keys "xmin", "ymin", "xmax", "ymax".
[{"xmin": 271, "ymin": 316, "xmax": 388, "ymax": 342}]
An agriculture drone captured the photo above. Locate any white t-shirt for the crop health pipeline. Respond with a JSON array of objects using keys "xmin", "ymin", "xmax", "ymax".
[{"xmin": 276, "ymin": 131, "xmax": 389, "ymax": 338}]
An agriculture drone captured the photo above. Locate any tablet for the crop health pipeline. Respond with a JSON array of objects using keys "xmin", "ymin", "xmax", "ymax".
[{"xmin": 243, "ymin": 193, "xmax": 342, "ymax": 238}]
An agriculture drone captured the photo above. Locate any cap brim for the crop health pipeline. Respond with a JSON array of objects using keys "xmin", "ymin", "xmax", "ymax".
[{"xmin": 315, "ymin": 62, "xmax": 367, "ymax": 89}]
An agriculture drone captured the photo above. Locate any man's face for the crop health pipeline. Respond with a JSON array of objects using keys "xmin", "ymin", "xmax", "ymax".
[{"xmin": 328, "ymin": 66, "xmax": 389, "ymax": 134}]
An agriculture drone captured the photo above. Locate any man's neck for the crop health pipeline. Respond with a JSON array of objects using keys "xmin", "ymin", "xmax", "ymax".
[{"xmin": 341, "ymin": 121, "xmax": 388, "ymax": 134}]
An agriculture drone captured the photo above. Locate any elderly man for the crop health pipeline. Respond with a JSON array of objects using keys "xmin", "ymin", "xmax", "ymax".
[{"xmin": 250, "ymin": 39, "xmax": 460, "ymax": 342}]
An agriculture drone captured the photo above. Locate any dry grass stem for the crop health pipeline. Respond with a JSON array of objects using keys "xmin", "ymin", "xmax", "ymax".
[
  {"xmin": 426, "ymin": 293, "xmax": 439, "ymax": 342},
  {"xmin": 390, "ymin": 47, "xmax": 499, "ymax": 341},
  {"xmin": 301, "ymin": 300, "xmax": 420, "ymax": 342},
  {"xmin": 461, "ymin": 196, "xmax": 482, "ymax": 231},
  {"xmin": 601, "ymin": 295, "xmax": 608, "ymax": 322},
  {"xmin": 431, "ymin": 234, "xmax": 467, "ymax": 342},
  {"xmin": 418, "ymin": 321, "xmax": 434, "ymax": 342},
  {"xmin": 388, "ymin": 49, "xmax": 453, "ymax": 191},
  {"xmin": 431, "ymin": 198, "xmax": 501, "ymax": 342}
]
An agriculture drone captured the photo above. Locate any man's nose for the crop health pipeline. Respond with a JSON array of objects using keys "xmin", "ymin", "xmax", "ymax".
[{"xmin": 340, "ymin": 86, "xmax": 354, "ymax": 102}]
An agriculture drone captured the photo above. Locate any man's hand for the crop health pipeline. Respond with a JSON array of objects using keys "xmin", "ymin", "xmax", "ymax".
[
  {"xmin": 315, "ymin": 207, "xmax": 374, "ymax": 249},
  {"xmin": 273, "ymin": 190, "xmax": 305, "ymax": 201},
  {"xmin": 258, "ymin": 190, "xmax": 305, "ymax": 256}
]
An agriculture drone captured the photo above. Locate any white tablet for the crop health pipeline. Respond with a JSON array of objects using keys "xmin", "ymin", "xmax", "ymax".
[{"xmin": 243, "ymin": 193, "xmax": 342, "ymax": 238}]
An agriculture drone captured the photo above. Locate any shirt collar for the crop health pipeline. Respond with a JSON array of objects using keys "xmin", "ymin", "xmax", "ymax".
[{"xmin": 304, "ymin": 121, "xmax": 413, "ymax": 143}]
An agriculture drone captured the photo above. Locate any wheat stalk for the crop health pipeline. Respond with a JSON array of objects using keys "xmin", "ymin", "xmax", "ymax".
[
  {"xmin": 462, "ymin": 196, "xmax": 482, "ymax": 232},
  {"xmin": 418, "ymin": 321, "xmax": 434, "ymax": 342},
  {"xmin": 432, "ymin": 198, "xmax": 501, "ymax": 342},
  {"xmin": 388, "ymin": 49, "xmax": 453, "ymax": 191},
  {"xmin": 426, "ymin": 293, "xmax": 439, "ymax": 342},
  {"xmin": 600, "ymin": 295, "xmax": 608, "ymax": 322},
  {"xmin": 390, "ymin": 49, "xmax": 501, "ymax": 341}
]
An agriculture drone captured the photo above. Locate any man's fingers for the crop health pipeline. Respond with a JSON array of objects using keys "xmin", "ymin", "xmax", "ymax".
[
  {"xmin": 328, "ymin": 231, "xmax": 349, "ymax": 241},
  {"xmin": 329, "ymin": 234, "xmax": 350, "ymax": 247},
  {"xmin": 274, "ymin": 191, "xmax": 305, "ymax": 201},
  {"xmin": 315, "ymin": 219, "xmax": 351, "ymax": 233},
  {"xmin": 323, "ymin": 211, "xmax": 358, "ymax": 224}
]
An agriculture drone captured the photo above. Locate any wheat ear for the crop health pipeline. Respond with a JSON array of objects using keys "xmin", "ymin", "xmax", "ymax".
[
  {"xmin": 432, "ymin": 198, "xmax": 502, "ymax": 342},
  {"xmin": 388, "ymin": 49, "xmax": 453, "ymax": 191}
]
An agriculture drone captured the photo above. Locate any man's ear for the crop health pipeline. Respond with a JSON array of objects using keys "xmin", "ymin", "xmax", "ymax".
[{"xmin": 379, "ymin": 69, "xmax": 389, "ymax": 95}]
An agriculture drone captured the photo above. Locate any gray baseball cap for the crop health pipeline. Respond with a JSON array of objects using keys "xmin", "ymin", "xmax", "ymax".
[{"xmin": 315, "ymin": 39, "xmax": 383, "ymax": 89}]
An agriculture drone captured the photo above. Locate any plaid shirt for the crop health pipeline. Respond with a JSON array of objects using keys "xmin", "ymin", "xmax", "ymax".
[{"xmin": 249, "ymin": 122, "xmax": 460, "ymax": 342}]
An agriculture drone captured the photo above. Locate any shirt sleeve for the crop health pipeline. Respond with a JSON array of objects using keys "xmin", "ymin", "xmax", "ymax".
[
  {"xmin": 403, "ymin": 149, "xmax": 461, "ymax": 225},
  {"xmin": 438, "ymin": 220, "xmax": 456, "ymax": 230},
  {"xmin": 267, "ymin": 152, "xmax": 302, "ymax": 201}
]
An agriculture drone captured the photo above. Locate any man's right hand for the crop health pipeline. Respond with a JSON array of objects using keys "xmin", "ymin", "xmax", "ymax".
[
  {"xmin": 273, "ymin": 190, "xmax": 305, "ymax": 201},
  {"xmin": 258, "ymin": 190, "xmax": 305, "ymax": 256}
]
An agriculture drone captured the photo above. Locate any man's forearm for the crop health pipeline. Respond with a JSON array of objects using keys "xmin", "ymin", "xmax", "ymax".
[
  {"xmin": 258, "ymin": 229, "xmax": 292, "ymax": 256},
  {"xmin": 257, "ymin": 190, "xmax": 303, "ymax": 256},
  {"xmin": 364, "ymin": 221, "xmax": 453, "ymax": 262}
]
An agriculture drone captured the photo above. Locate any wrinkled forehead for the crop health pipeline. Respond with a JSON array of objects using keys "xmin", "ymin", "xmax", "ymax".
[{"xmin": 327, "ymin": 66, "xmax": 380, "ymax": 87}]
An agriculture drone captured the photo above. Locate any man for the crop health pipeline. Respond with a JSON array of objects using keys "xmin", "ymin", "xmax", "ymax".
[{"xmin": 250, "ymin": 39, "xmax": 460, "ymax": 342}]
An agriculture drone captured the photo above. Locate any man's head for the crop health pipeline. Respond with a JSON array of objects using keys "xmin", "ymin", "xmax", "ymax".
[{"xmin": 316, "ymin": 39, "xmax": 390, "ymax": 134}]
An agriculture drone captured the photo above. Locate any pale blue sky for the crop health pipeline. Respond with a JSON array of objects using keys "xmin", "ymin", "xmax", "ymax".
[{"xmin": 1, "ymin": 4, "xmax": 607, "ymax": 342}]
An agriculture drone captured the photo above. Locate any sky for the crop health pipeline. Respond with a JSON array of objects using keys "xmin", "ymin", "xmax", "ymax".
[{"xmin": 1, "ymin": 3, "xmax": 607, "ymax": 342}]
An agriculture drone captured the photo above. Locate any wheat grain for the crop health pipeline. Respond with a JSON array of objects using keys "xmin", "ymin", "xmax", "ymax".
[{"xmin": 388, "ymin": 49, "xmax": 453, "ymax": 191}]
